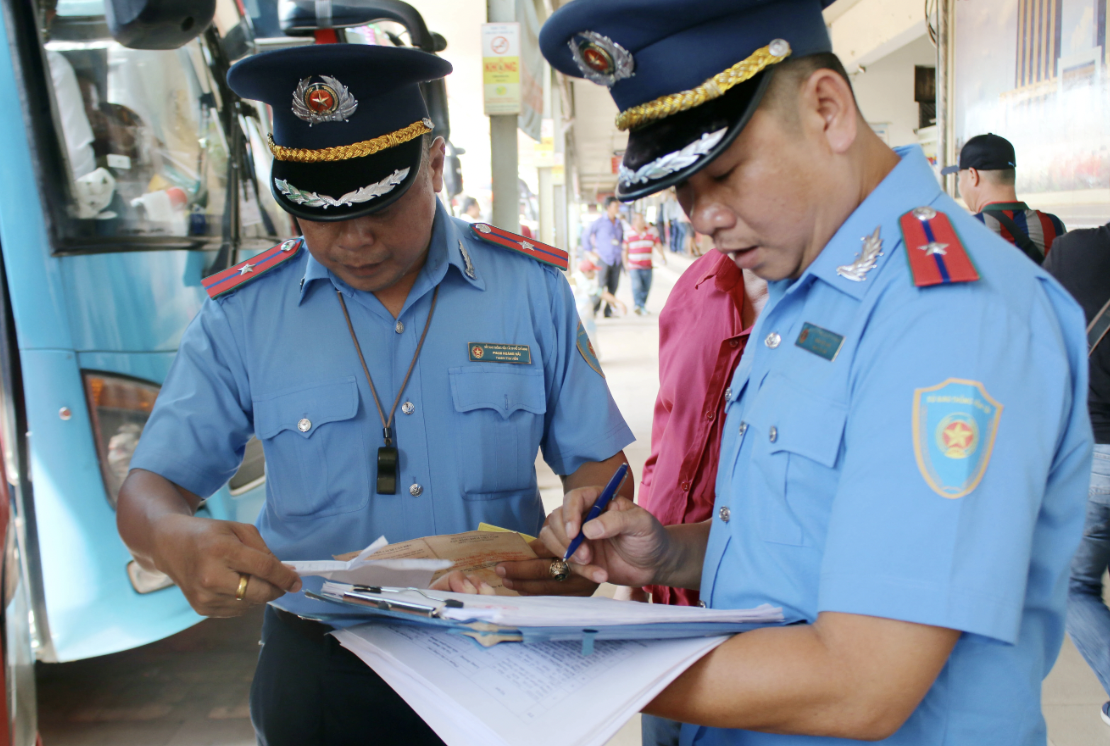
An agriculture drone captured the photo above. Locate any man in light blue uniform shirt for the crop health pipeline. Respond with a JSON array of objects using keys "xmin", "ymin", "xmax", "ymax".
[
  {"xmin": 538, "ymin": 1, "xmax": 1091, "ymax": 744},
  {"xmin": 117, "ymin": 43, "xmax": 632, "ymax": 746}
]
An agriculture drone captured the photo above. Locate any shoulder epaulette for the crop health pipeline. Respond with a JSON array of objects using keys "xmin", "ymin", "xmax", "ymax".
[
  {"xmin": 899, "ymin": 207, "xmax": 979, "ymax": 287},
  {"xmin": 202, "ymin": 238, "xmax": 304, "ymax": 299},
  {"xmin": 470, "ymin": 223, "xmax": 569, "ymax": 271}
]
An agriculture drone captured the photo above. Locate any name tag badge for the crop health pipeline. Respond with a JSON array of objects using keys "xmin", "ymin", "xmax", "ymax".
[
  {"xmin": 469, "ymin": 342, "xmax": 532, "ymax": 365},
  {"xmin": 795, "ymin": 323, "xmax": 844, "ymax": 362}
]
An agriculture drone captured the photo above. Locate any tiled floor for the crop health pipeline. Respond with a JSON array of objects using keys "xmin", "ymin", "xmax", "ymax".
[
  {"xmin": 38, "ymin": 606, "xmax": 262, "ymax": 746},
  {"xmin": 36, "ymin": 257, "xmax": 1110, "ymax": 745}
]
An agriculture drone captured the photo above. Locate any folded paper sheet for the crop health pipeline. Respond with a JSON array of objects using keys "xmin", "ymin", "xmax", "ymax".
[
  {"xmin": 334, "ymin": 530, "xmax": 538, "ymax": 595},
  {"xmin": 288, "ymin": 531, "xmax": 538, "ymax": 594},
  {"xmin": 286, "ymin": 536, "xmax": 453, "ymax": 588},
  {"xmin": 335, "ymin": 623, "xmax": 728, "ymax": 746}
]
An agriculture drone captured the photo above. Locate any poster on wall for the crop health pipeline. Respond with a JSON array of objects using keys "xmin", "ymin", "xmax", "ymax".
[{"xmin": 953, "ymin": 0, "xmax": 1109, "ymax": 227}]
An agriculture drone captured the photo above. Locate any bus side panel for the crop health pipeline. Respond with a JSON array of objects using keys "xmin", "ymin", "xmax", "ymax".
[
  {"xmin": 22, "ymin": 349, "xmax": 202, "ymax": 662},
  {"xmin": 60, "ymin": 252, "xmax": 209, "ymax": 354}
]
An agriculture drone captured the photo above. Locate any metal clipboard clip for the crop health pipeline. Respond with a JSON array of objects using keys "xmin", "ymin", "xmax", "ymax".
[{"xmin": 312, "ymin": 586, "xmax": 464, "ymax": 618}]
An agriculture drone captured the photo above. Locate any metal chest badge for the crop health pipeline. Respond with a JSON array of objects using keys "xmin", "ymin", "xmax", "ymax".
[
  {"xmin": 836, "ymin": 227, "xmax": 883, "ymax": 281},
  {"xmin": 292, "ymin": 75, "xmax": 358, "ymax": 125},
  {"xmin": 912, "ymin": 378, "xmax": 1003, "ymax": 499},
  {"xmin": 568, "ymin": 31, "xmax": 635, "ymax": 87}
]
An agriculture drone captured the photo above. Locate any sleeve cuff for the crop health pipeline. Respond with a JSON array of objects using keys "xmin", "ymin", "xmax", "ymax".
[
  {"xmin": 818, "ymin": 571, "xmax": 1023, "ymax": 644},
  {"xmin": 129, "ymin": 447, "xmax": 232, "ymax": 500},
  {"xmin": 543, "ymin": 421, "xmax": 636, "ymax": 476}
]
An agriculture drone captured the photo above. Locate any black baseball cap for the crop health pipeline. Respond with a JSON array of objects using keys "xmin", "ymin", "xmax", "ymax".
[{"xmin": 940, "ymin": 133, "xmax": 1016, "ymax": 176}]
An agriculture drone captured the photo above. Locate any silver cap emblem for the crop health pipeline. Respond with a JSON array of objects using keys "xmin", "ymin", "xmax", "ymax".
[
  {"xmin": 291, "ymin": 75, "xmax": 358, "ymax": 125},
  {"xmin": 568, "ymin": 31, "xmax": 635, "ymax": 87}
]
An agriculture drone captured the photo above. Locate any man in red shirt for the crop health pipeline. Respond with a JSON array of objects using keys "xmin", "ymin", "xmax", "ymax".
[
  {"xmin": 622, "ymin": 212, "xmax": 667, "ymax": 314},
  {"xmin": 640, "ymin": 251, "xmax": 765, "ymax": 606},
  {"xmin": 637, "ymin": 249, "xmax": 764, "ymax": 745}
]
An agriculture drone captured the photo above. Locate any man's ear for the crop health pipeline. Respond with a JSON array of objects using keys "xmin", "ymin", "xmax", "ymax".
[
  {"xmin": 427, "ymin": 136, "xmax": 447, "ymax": 194},
  {"xmin": 802, "ymin": 69, "xmax": 858, "ymax": 155},
  {"xmin": 967, "ymin": 168, "xmax": 981, "ymax": 187}
]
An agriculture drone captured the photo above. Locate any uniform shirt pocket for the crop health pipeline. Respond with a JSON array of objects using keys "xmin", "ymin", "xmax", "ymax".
[
  {"xmin": 752, "ymin": 375, "xmax": 847, "ymax": 546},
  {"xmin": 449, "ymin": 366, "xmax": 547, "ymax": 496},
  {"xmin": 253, "ymin": 377, "xmax": 369, "ymax": 518}
]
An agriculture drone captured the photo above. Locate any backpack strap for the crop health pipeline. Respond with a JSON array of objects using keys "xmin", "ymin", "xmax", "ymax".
[
  {"xmin": 984, "ymin": 209, "xmax": 1044, "ymax": 265},
  {"xmin": 1087, "ymin": 296, "xmax": 1110, "ymax": 358}
]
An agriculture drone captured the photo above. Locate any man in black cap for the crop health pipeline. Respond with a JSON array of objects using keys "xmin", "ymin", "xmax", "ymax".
[
  {"xmin": 116, "ymin": 42, "xmax": 634, "ymax": 745},
  {"xmin": 941, "ymin": 133, "xmax": 1065, "ymax": 264},
  {"xmin": 532, "ymin": 1, "xmax": 1090, "ymax": 745}
]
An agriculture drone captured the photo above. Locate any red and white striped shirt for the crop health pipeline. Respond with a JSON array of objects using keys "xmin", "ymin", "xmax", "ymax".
[{"xmin": 625, "ymin": 229, "xmax": 658, "ymax": 269}]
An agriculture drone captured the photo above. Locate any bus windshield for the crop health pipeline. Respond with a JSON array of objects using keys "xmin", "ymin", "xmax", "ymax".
[{"xmin": 40, "ymin": 1, "xmax": 286, "ymax": 250}]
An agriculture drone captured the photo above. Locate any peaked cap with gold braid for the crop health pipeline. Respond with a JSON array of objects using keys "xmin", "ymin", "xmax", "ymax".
[
  {"xmin": 540, "ymin": 0, "xmax": 835, "ymax": 200},
  {"xmin": 228, "ymin": 44, "xmax": 451, "ymax": 222}
]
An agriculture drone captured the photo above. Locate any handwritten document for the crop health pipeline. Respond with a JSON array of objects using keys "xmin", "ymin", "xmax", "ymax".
[{"xmin": 334, "ymin": 623, "xmax": 728, "ymax": 746}]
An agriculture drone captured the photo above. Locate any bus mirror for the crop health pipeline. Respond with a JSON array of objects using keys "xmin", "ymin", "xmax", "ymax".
[
  {"xmin": 278, "ymin": 0, "xmax": 437, "ymax": 52},
  {"xmin": 105, "ymin": 0, "xmax": 217, "ymax": 50}
]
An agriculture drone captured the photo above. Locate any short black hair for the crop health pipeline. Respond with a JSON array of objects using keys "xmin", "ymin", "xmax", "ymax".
[
  {"xmin": 604, "ymin": 196, "xmax": 620, "ymax": 208},
  {"xmin": 980, "ymin": 168, "xmax": 1016, "ymax": 186},
  {"xmin": 762, "ymin": 52, "xmax": 858, "ymax": 126}
]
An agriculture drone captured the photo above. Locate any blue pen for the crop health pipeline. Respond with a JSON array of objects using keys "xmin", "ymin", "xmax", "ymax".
[{"xmin": 563, "ymin": 463, "xmax": 630, "ymax": 561}]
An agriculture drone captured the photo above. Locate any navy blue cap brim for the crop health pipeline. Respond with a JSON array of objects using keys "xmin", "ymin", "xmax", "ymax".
[
  {"xmin": 939, "ymin": 165, "xmax": 960, "ymax": 176},
  {"xmin": 271, "ymin": 136, "xmax": 425, "ymax": 222},
  {"xmin": 618, "ymin": 70, "xmax": 773, "ymax": 200}
]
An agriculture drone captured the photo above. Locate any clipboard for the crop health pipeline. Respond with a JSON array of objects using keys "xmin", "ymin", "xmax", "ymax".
[{"xmin": 302, "ymin": 584, "xmax": 781, "ymax": 652}]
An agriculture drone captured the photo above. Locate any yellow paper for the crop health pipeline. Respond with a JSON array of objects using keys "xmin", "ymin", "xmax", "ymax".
[{"xmin": 477, "ymin": 522, "xmax": 537, "ymax": 543}]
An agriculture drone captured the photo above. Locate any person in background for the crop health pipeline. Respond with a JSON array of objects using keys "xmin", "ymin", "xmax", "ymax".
[
  {"xmin": 623, "ymin": 211, "xmax": 667, "ymax": 315},
  {"xmin": 571, "ymin": 254, "xmax": 627, "ymax": 359},
  {"xmin": 638, "ymin": 249, "xmax": 766, "ymax": 746},
  {"xmin": 1044, "ymin": 219, "xmax": 1110, "ymax": 727},
  {"xmin": 941, "ymin": 133, "xmax": 1065, "ymax": 264},
  {"xmin": 581, "ymin": 196, "xmax": 625, "ymax": 317},
  {"xmin": 458, "ymin": 195, "xmax": 481, "ymax": 223},
  {"xmin": 661, "ymin": 188, "xmax": 684, "ymax": 253}
]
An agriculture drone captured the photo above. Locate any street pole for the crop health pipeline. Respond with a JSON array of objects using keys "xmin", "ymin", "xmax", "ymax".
[
  {"xmin": 488, "ymin": 0, "xmax": 520, "ymax": 232},
  {"xmin": 936, "ymin": 0, "xmax": 952, "ymax": 196}
]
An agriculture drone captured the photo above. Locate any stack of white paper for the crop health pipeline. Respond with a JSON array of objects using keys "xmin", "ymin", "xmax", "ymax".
[
  {"xmin": 335, "ymin": 623, "xmax": 727, "ymax": 746},
  {"xmin": 321, "ymin": 583, "xmax": 783, "ymax": 627},
  {"xmin": 287, "ymin": 537, "xmax": 452, "ymax": 587}
]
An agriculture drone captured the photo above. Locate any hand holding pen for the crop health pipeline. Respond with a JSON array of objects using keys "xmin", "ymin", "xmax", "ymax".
[{"xmin": 539, "ymin": 463, "xmax": 692, "ymax": 589}]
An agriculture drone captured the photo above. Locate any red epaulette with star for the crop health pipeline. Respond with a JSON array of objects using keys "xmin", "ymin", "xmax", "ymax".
[
  {"xmin": 202, "ymin": 238, "xmax": 304, "ymax": 300},
  {"xmin": 899, "ymin": 207, "xmax": 979, "ymax": 288},
  {"xmin": 470, "ymin": 223, "xmax": 569, "ymax": 271}
]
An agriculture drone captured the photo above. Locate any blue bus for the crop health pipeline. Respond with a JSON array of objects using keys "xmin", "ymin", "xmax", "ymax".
[{"xmin": 0, "ymin": 1, "xmax": 455, "ymax": 741}]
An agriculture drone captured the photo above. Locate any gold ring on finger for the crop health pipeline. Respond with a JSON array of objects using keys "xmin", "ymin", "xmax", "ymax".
[
  {"xmin": 235, "ymin": 573, "xmax": 250, "ymax": 602},
  {"xmin": 549, "ymin": 559, "xmax": 570, "ymax": 582}
]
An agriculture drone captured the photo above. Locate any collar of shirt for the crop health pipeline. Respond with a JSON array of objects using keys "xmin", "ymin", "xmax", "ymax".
[
  {"xmin": 981, "ymin": 201, "xmax": 1029, "ymax": 211},
  {"xmin": 770, "ymin": 145, "xmax": 944, "ymax": 306},
  {"xmin": 297, "ymin": 199, "xmax": 485, "ymax": 310}
]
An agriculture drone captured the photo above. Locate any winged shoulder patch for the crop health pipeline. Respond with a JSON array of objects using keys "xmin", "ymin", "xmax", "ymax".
[
  {"xmin": 202, "ymin": 238, "xmax": 303, "ymax": 300},
  {"xmin": 470, "ymin": 223, "xmax": 569, "ymax": 271}
]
